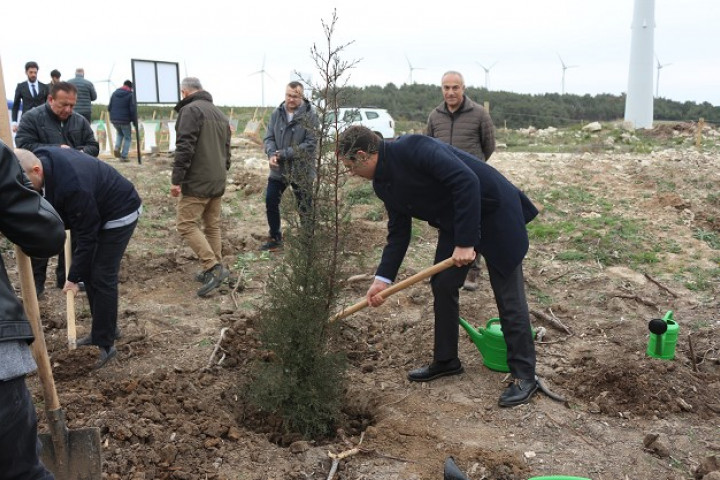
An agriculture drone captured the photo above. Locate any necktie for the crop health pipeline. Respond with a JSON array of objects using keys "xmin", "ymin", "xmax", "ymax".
[{"xmin": 31, "ymin": 84, "xmax": 37, "ymax": 97}]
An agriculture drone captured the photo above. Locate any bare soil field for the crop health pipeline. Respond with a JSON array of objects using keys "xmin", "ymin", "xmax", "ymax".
[{"xmin": 9, "ymin": 128, "xmax": 719, "ymax": 479}]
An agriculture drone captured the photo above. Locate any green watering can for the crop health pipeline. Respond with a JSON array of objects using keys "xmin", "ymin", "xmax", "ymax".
[
  {"xmin": 458, "ymin": 317, "xmax": 536, "ymax": 372},
  {"xmin": 647, "ymin": 310, "xmax": 679, "ymax": 360}
]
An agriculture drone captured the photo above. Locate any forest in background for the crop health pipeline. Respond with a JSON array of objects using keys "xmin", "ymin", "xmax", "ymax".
[{"xmin": 110, "ymin": 83, "xmax": 720, "ymax": 132}]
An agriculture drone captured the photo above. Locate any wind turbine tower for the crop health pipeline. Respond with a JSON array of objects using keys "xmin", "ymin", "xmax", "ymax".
[
  {"xmin": 250, "ymin": 55, "xmax": 273, "ymax": 107},
  {"xmin": 558, "ymin": 55, "xmax": 578, "ymax": 95},
  {"xmin": 405, "ymin": 55, "xmax": 424, "ymax": 84},
  {"xmin": 655, "ymin": 55, "xmax": 671, "ymax": 98},
  {"xmin": 624, "ymin": 0, "xmax": 655, "ymax": 129}
]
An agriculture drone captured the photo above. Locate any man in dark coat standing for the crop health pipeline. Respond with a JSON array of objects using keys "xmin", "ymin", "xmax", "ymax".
[
  {"xmin": 108, "ymin": 80, "xmax": 138, "ymax": 161},
  {"xmin": 338, "ymin": 126, "xmax": 539, "ymax": 407},
  {"xmin": 11, "ymin": 61, "xmax": 49, "ymax": 132},
  {"xmin": 17, "ymin": 147, "xmax": 142, "ymax": 369}
]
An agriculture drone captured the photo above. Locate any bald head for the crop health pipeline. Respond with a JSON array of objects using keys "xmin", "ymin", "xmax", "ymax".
[{"xmin": 15, "ymin": 149, "xmax": 44, "ymax": 191}]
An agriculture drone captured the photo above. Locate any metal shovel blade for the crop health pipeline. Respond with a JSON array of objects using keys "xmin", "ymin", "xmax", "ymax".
[{"xmin": 39, "ymin": 424, "xmax": 102, "ymax": 480}]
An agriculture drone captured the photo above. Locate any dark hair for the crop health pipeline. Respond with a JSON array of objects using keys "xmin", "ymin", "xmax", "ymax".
[
  {"xmin": 50, "ymin": 81, "xmax": 78, "ymax": 97},
  {"xmin": 123, "ymin": 80, "xmax": 133, "ymax": 88},
  {"xmin": 25, "ymin": 61, "xmax": 39, "ymax": 71},
  {"xmin": 338, "ymin": 125, "xmax": 381, "ymax": 157},
  {"xmin": 50, "ymin": 69, "xmax": 61, "ymax": 79},
  {"xmin": 287, "ymin": 81, "xmax": 304, "ymax": 91}
]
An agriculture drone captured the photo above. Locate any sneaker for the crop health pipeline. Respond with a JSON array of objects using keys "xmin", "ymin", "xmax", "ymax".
[
  {"xmin": 259, "ymin": 238, "xmax": 283, "ymax": 251},
  {"xmin": 197, "ymin": 264, "xmax": 230, "ymax": 297}
]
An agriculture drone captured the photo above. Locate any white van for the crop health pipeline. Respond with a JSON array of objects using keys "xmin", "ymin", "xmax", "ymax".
[{"xmin": 327, "ymin": 107, "xmax": 396, "ymax": 139}]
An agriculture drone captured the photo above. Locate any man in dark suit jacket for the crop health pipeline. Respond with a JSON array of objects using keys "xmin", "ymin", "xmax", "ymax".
[
  {"xmin": 11, "ymin": 61, "xmax": 49, "ymax": 132},
  {"xmin": 338, "ymin": 126, "xmax": 540, "ymax": 407}
]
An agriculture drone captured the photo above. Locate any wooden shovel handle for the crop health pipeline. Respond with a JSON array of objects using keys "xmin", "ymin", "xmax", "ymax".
[
  {"xmin": 16, "ymin": 247, "xmax": 61, "ymax": 411},
  {"xmin": 64, "ymin": 231, "xmax": 77, "ymax": 350},
  {"xmin": 332, "ymin": 257, "xmax": 456, "ymax": 322}
]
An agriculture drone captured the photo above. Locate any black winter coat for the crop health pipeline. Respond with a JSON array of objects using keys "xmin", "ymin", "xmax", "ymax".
[
  {"xmin": 108, "ymin": 87, "xmax": 137, "ymax": 125},
  {"xmin": 15, "ymin": 103, "xmax": 100, "ymax": 157},
  {"xmin": 0, "ymin": 143, "xmax": 65, "ymax": 343}
]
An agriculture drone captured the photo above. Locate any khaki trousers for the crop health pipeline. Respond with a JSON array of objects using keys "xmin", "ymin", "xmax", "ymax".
[{"xmin": 176, "ymin": 195, "xmax": 223, "ymax": 271}]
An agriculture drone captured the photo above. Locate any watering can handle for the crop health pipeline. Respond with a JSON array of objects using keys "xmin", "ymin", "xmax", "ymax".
[{"xmin": 332, "ymin": 257, "xmax": 456, "ymax": 322}]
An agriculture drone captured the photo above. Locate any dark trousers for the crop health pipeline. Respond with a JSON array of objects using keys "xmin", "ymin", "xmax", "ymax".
[
  {"xmin": 0, "ymin": 376, "xmax": 55, "ymax": 480},
  {"xmin": 85, "ymin": 221, "xmax": 137, "ymax": 348},
  {"xmin": 264, "ymin": 177, "xmax": 311, "ymax": 240},
  {"xmin": 430, "ymin": 230, "xmax": 536, "ymax": 380}
]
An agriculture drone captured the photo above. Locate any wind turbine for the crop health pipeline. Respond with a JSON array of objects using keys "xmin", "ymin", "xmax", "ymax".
[
  {"xmin": 655, "ymin": 55, "xmax": 671, "ymax": 98},
  {"xmin": 94, "ymin": 63, "xmax": 116, "ymax": 101},
  {"xmin": 476, "ymin": 61, "xmax": 497, "ymax": 90},
  {"xmin": 405, "ymin": 55, "xmax": 425, "ymax": 84},
  {"xmin": 558, "ymin": 54, "xmax": 578, "ymax": 95},
  {"xmin": 249, "ymin": 55, "xmax": 274, "ymax": 107}
]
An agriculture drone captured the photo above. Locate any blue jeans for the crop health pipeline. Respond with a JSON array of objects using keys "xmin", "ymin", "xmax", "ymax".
[
  {"xmin": 0, "ymin": 376, "xmax": 54, "ymax": 480},
  {"xmin": 113, "ymin": 123, "xmax": 132, "ymax": 159},
  {"xmin": 84, "ymin": 220, "xmax": 137, "ymax": 348},
  {"xmin": 264, "ymin": 177, "xmax": 311, "ymax": 240}
]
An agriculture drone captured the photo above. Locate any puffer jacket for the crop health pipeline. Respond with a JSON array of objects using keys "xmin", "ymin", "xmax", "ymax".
[
  {"xmin": 426, "ymin": 95, "xmax": 496, "ymax": 161},
  {"xmin": 67, "ymin": 75, "xmax": 97, "ymax": 117},
  {"xmin": 108, "ymin": 86, "xmax": 137, "ymax": 125},
  {"xmin": 14, "ymin": 103, "xmax": 100, "ymax": 157},
  {"xmin": 263, "ymin": 99, "xmax": 318, "ymax": 182},
  {"xmin": 0, "ymin": 142, "xmax": 66, "ymax": 343},
  {"xmin": 172, "ymin": 90, "xmax": 232, "ymax": 198}
]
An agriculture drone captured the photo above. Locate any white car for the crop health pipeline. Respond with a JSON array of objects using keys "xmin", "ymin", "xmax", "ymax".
[{"xmin": 327, "ymin": 107, "xmax": 396, "ymax": 139}]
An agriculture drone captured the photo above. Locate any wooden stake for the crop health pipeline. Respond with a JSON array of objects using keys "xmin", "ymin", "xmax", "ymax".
[
  {"xmin": 64, "ymin": 231, "xmax": 77, "ymax": 349},
  {"xmin": 104, "ymin": 111, "xmax": 114, "ymax": 154}
]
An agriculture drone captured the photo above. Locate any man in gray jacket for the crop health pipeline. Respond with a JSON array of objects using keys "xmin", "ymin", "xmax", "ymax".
[
  {"xmin": 427, "ymin": 71, "xmax": 496, "ymax": 291},
  {"xmin": 260, "ymin": 81, "xmax": 318, "ymax": 251},
  {"xmin": 171, "ymin": 77, "xmax": 232, "ymax": 297},
  {"xmin": 67, "ymin": 68, "xmax": 97, "ymax": 123}
]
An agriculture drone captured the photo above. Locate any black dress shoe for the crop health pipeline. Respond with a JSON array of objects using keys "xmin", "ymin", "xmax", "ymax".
[
  {"xmin": 408, "ymin": 358, "xmax": 464, "ymax": 382},
  {"xmin": 76, "ymin": 335, "xmax": 93, "ymax": 346},
  {"xmin": 498, "ymin": 377, "xmax": 538, "ymax": 407},
  {"xmin": 95, "ymin": 346, "xmax": 117, "ymax": 369}
]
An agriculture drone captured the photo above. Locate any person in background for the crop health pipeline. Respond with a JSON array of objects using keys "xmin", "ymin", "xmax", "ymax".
[
  {"xmin": 0, "ymin": 142, "xmax": 64, "ymax": 479},
  {"xmin": 338, "ymin": 126, "xmax": 539, "ymax": 408},
  {"xmin": 108, "ymin": 80, "xmax": 138, "ymax": 161},
  {"xmin": 17, "ymin": 147, "xmax": 142, "ymax": 370},
  {"xmin": 67, "ymin": 67, "xmax": 97, "ymax": 123},
  {"xmin": 11, "ymin": 61, "xmax": 49, "ymax": 133},
  {"xmin": 260, "ymin": 81, "xmax": 318, "ymax": 251},
  {"xmin": 427, "ymin": 70, "xmax": 497, "ymax": 291},
  {"xmin": 49, "ymin": 69, "xmax": 61, "ymax": 87},
  {"xmin": 172, "ymin": 77, "xmax": 232, "ymax": 297}
]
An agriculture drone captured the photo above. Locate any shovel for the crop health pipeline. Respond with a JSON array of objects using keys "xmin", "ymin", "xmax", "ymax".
[
  {"xmin": 332, "ymin": 257, "xmax": 456, "ymax": 322},
  {"xmin": 16, "ymin": 247, "xmax": 103, "ymax": 480},
  {"xmin": 64, "ymin": 230, "xmax": 77, "ymax": 349}
]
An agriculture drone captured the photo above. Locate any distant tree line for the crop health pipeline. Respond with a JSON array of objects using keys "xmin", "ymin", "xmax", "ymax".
[{"xmin": 334, "ymin": 83, "xmax": 720, "ymax": 129}]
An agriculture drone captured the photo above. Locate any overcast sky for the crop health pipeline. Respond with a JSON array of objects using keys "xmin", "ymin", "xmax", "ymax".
[{"xmin": 2, "ymin": 0, "xmax": 718, "ymax": 108}]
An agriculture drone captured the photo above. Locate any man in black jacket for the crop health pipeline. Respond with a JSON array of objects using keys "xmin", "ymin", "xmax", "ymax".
[
  {"xmin": 338, "ymin": 126, "xmax": 539, "ymax": 407},
  {"xmin": 15, "ymin": 82, "xmax": 99, "ymax": 157},
  {"xmin": 0, "ymin": 141, "xmax": 64, "ymax": 479},
  {"xmin": 17, "ymin": 147, "xmax": 142, "ymax": 369},
  {"xmin": 11, "ymin": 61, "xmax": 49, "ymax": 133}
]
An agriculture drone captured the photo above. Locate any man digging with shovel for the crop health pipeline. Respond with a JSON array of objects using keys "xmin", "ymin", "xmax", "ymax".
[
  {"xmin": 0, "ymin": 142, "xmax": 64, "ymax": 479},
  {"xmin": 338, "ymin": 126, "xmax": 539, "ymax": 407}
]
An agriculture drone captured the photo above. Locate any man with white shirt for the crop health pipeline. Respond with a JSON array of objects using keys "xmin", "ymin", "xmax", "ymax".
[{"xmin": 11, "ymin": 62, "xmax": 49, "ymax": 132}]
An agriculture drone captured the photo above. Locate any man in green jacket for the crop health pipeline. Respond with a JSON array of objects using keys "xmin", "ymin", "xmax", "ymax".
[
  {"xmin": 427, "ymin": 71, "xmax": 496, "ymax": 291},
  {"xmin": 171, "ymin": 77, "xmax": 232, "ymax": 297}
]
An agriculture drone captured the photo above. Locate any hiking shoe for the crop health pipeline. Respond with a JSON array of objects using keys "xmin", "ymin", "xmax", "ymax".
[
  {"xmin": 259, "ymin": 238, "xmax": 283, "ymax": 251},
  {"xmin": 197, "ymin": 264, "xmax": 230, "ymax": 297}
]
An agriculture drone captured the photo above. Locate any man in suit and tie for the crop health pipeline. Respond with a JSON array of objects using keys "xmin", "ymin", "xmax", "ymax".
[
  {"xmin": 338, "ymin": 126, "xmax": 540, "ymax": 407},
  {"xmin": 11, "ymin": 61, "xmax": 49, "ymax": 132}
]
